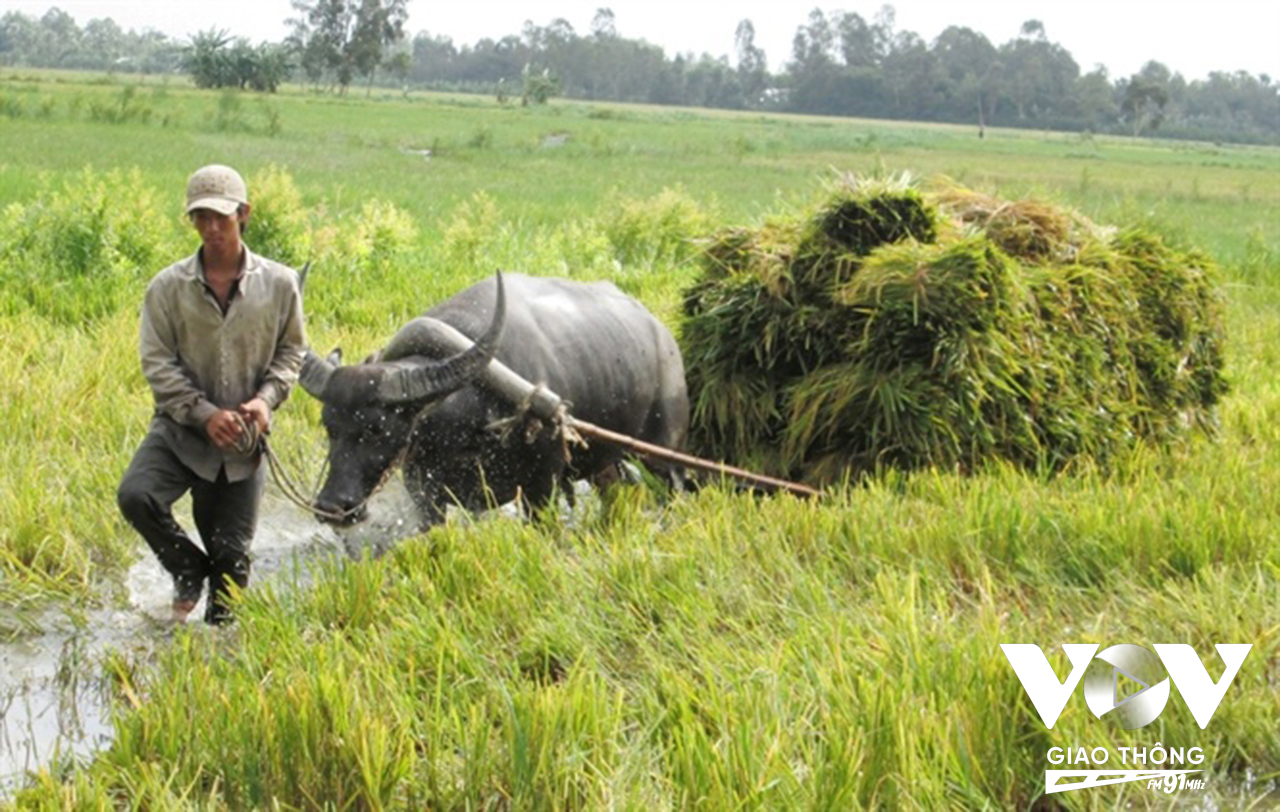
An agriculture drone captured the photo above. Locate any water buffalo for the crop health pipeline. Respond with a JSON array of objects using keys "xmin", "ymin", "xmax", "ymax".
[{"xmin": 299, "ymin": 272, "xmax": 689, "ymax": 527}]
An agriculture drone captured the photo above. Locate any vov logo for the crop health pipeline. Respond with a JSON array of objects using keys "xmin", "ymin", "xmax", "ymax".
[{"xmin": 1001, "ymin": 643, "xmax": 1252, "ymax": 729}]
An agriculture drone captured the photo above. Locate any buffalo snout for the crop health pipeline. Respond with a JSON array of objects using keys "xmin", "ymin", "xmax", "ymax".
[{"xmin": 313, "ymin": 497, "xmax": 368, "ymax": 526}]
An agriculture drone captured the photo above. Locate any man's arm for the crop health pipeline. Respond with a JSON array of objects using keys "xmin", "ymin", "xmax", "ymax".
[
  {"xmin": 243, "ymin": 278, "xmax": 308, "ymax": 432},
  {"xmin": 139, "ymin": 283, "xmax": 219, "ymax": 429}
]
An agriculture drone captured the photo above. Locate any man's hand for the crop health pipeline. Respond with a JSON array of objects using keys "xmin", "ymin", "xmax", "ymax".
[
  {"xmin": 238, "ymin": 398, "xmax": 272, "ymax": 436},
  {"xmin": 206, "ymin": 409, "xmax": 246, "ymax": 450}
]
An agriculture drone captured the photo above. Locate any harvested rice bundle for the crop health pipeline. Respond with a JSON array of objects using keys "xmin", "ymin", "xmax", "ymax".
[
  {"xmin": 787, "ymin": 238, "xmax": 1035, "ymax": 478},
  {"xmin": 680, "ymin": 174, "xmax": 1228, "ymax": 484},
  {"xmin": 697, "ymin": 219, "xmax": 804, "ymax": 297},
  {"xmin": 931, "ymin": 179, "xmax": 1112, "ymax": 265},
  {"xmin": 791, "ymin": 174, "xmax": 939, "ymax": 300},
  {"xmin": 684, "ymin": 175, "xmax": 937, "ymax": 468},
  {"xmin": 1110, "ymin": 230, "xmax": 1227, "ymax": 421},
  {"xmin": 682, "ymin": 274, "xmax": 863, "ymax": 470}
]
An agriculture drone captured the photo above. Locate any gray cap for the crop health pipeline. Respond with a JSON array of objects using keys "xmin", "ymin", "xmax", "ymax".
[{"xmin": 185, "ymin": 164, "xmax": 248, "ymax": 215}]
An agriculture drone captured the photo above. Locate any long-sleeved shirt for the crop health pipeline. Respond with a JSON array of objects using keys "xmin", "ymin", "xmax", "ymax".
[{"xmin": 139, "ymin": 247, "xmax": 307, "ymax": 482}]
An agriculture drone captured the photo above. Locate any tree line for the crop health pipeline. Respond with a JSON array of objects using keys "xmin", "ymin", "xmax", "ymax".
[{"xmin": 2, "ymin": 3, "xmax": 1276, "ymax": 144}]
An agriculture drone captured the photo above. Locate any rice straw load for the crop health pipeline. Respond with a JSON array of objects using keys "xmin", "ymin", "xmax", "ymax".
[{"xmin": 679, "ymin": 173, "xmax": 1227, "ymax": 484}]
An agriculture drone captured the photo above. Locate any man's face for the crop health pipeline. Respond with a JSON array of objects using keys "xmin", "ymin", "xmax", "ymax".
[{"xmin": 190, "ymin": 206, "xmax": 248, "ymax": 253}]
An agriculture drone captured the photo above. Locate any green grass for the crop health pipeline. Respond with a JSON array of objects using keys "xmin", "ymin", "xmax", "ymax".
[{"xmin": 1, "ymin": 69, "xmax": 1278, "ymax": 808}]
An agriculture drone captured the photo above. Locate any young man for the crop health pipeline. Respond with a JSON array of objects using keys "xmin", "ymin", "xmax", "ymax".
[{"xmin": 117, "ymin": 164, "xmax": 307, "ymax": 625}]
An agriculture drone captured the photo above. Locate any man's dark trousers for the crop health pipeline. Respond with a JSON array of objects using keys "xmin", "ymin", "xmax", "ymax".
[{"xmin": 117, "ymin": 430, "xmax": 263, "ymax": 624}]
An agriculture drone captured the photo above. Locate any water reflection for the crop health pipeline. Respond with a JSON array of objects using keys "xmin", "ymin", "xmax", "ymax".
[
  {"xmin": 0, "ymin": 613, "xmax": 123, "ymax": 796},
  {"xmin": 0, "ymin": 483, "xmax": 419, "ymax": 797}
]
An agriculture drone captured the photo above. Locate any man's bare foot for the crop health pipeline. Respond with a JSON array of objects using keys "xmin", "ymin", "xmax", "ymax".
[
  {"xmin": 172, "ymin": 599, "xmax": 198, "ymax": 622},
  {"xmin": 172, "ymin": 572, "xmax": 205, "ymax": 622}
]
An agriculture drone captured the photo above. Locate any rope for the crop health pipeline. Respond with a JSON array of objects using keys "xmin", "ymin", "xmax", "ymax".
[
  {"xmin": 484, "ymin": 384, "xmax": 586, "ymax": 463},
  {"xmin": 224, "ymin": 412, "xmax": 346, "ymax": 519},
  {"xmin": 228, "ymin": 412, "xmax": 261, "ymax": 456},
  {"xmin": 262, "ymin": 438, "xmax": 355, "ymax": 521},
  {"xmin": 257, "ymin": 377, "xmax": 821, "ymax": 525},
  {"xmin": 254, "ymin": 403, "xmax": 439, "ymax": 524}
]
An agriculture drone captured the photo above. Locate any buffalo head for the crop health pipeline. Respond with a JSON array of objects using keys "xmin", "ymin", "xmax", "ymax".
[{"xmin": 299, "ymin": 272, "xmax": 506, "ymax": 524}]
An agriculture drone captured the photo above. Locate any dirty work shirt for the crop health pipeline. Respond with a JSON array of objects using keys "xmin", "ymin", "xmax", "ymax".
[{"xmin": 139, "ymin": 247, "xmax": 306, "ymax": 483}]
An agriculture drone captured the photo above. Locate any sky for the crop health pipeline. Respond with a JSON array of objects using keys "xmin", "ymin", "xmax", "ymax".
[{"xmin": 6, "ymin": 0, "xmax": 1279, "ymax": 81}]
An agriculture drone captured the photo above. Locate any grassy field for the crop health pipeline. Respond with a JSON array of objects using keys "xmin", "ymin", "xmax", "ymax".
[{"xmin": 1, "ymin": 70, "xmax": 1278, "ymax": 809}]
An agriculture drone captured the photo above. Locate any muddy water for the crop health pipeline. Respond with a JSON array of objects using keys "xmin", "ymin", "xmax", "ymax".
[
  {"xmin": 1, "ymin": 474, "xmax": 593, "ymax": 797},
  {"xmin": 0, "ymin": 481, "xmax": 424, "ymax": 797},
  {"xmin": 0, "ymin": 611, "xmax": 123, "ymax": 796}
]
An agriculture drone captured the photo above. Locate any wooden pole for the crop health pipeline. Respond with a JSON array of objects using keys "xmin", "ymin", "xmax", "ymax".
[
  {"xmin": 569, "ymin": 417, "xmax": 822, "ymax": 499},
  {"xmin": 395, "ymin": 316, "xmax": 823, "ymax": 499}
]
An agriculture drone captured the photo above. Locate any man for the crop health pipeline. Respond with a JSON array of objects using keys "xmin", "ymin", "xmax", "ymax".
[{"xmin": 117, "ymin": 164, "xmax": 307, "ymax": 625}]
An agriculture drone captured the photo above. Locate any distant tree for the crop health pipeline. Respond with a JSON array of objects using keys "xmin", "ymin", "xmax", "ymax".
[
  {"xmin": 834, "ymin": 11, "xmax": 877, "ymax": 68},
  {"xmin": 184, "ymin": 28, "xmax": 234, "ymax": 88},
  {"xmin": 287, "ymin": 0, "xmax": 407, "ymax": 94},
  {"xmin": 248, "ymin": 43, "xmax": 292, "ymax": 91},
  {"xmin": 292, "ymin": 33, "xmax": 329, "ymax": 88},
  {"xmin": 585, "ymin": 9, "xmax": 621, "ymax": 98},
  {"xmin": 352, "ymin": 0, "xmax": 408, "ymax": 94},
  {"xmin": 998, "ymin": 20, "xmax": 1079, "ymax": 123},
  {"xmin": 521, "ymin": 62, "xmax": 558, "ymax": 105},
  {"xmin": 1120, "ymin": 61, "xmax": 1172, "ymax": 136},
  {"xmin": 882, "ymin": 30, "xmax": 938, "ymax": 117},
  {"xmin": 788, "ymin": 9, "xmax": 840, "ymax": 112},
  {"xmin": 684, "ymin": 54, "xmax": 741, "ymax": 109},
  {"xmin": 932, "ymin": 26, "xmax": 998, "ymax": 129},
  {"xmin": 39, "ymin": 8, "xmax": 80, "ymax": 64},
  {"xmin": 276, "ymin": 2, "xmax": 1273, "ymax": 145},
  {"xmin": 871, "ymin": 5, "xmax": 897, "ymax": 63},
  {"xmin": 650, "ymin": 54, "xmax": 685, "ymax": 105},
  {"xmin": 1020, "ymin": 19, "xmax": 1046, "ymax": 40},
  {"xmin": 0, "ymin": 11, "xmax": 42, "ymax": 66},
  {"xmin": 1074, "ymin": 65, "xmax": 1118, "ymax": 130},
  {"xmin": 735, "ymin": 19, "xmax": 768, "ymax": 106},
  {"xmin": 514, "ymin": 17, "xmax": 578, "ymax": 95},
  {"xmin": 182, "ymin": 29, "xmax": 290, "ymax": 91},
  {"xmin": 126, "ymin": 28, "xmax": 182, "ymax": 74},
  {"xmin": 791, "ymin": 8, "xmax": 835, "ymax": 74},
  {"xmin": 287, "ymin": 0, "xmax": 350, "ymax": 90},
  {"xmin": 1184, "ymin": 70, "xmax": 1280, "ymax": 137},
  {"xmin": 385, "ymin": 47, "xmax": 411, "ymax": 92},
  {"xmin": 590, "ymin": 8, "xmax": 616, "ymax": 40},
  {"xmin": 81, "ymin": 18, "xmax": 125, "ymax": 70},
  {"xmin": 408, "ymin": 32, "xmax": 457, "ymax": 84}
]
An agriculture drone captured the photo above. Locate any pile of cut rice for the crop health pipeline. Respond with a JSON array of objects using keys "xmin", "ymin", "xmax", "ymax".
[{"xmin": 680, "ymin": 174, "xmax": 1227, "ymax": 483}]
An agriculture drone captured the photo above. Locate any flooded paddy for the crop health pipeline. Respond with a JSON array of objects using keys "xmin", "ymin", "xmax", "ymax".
[{"xmin": 0, "ymin": 480, "xmax": 426, "ymax": 797}]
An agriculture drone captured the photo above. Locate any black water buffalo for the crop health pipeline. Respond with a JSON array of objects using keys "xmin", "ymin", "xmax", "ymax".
[{"xmin": 299, "ymin": 272, "xmax": 689, "ymax": 527}]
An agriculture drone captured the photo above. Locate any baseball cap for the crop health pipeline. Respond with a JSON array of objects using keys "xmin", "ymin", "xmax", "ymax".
[{"xmin": 185, "ymin": 164, "xmax": 248, "ymax": 215}]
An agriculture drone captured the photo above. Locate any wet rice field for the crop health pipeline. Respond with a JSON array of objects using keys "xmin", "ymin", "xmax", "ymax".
[{"xmin": 0, "ymin": 481, "xmax": 426, "ymax": 797}]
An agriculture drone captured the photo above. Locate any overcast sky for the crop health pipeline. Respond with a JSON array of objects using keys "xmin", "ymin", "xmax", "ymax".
[{"xmin": 7, "ymin": 0, "xmax": 1279, "ymax": 81}]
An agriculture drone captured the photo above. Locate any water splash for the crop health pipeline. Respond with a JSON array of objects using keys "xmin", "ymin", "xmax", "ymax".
[
  {"xmin": 0, "ymin": 477, "xmax": 588, "ymax": 797},
  {"xmin": 0, "ymin": 494, "xmax": 352, "ymax": 797}
]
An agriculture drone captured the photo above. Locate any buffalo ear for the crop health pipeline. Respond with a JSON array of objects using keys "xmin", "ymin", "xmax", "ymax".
[{"xmin": 327, "ymin": 348, "xmax": 343, "ymax": 365}]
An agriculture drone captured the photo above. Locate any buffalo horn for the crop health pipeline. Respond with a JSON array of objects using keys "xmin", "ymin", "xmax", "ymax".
[
  {"xmin": 378, "ymin": 271, "xmax": 507, "ymax": 403},
  {"xmin": 299, "ymin": 349, "xmax": 339, "ymax": 401}
]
